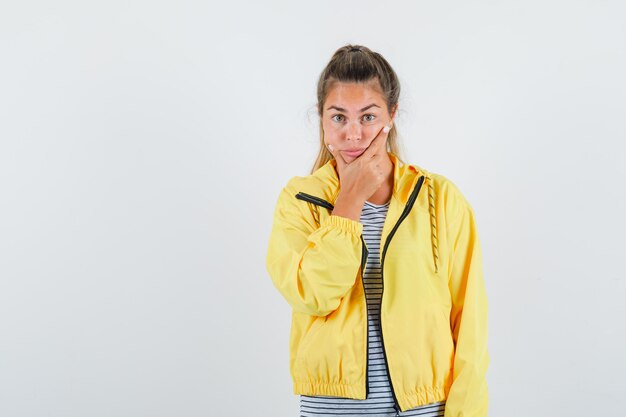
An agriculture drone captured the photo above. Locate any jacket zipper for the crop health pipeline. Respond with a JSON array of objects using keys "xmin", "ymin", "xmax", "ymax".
[
  {"xmin": 295, "ymin": 191, "xmax": 370, "ymax": 398},
  {"xmin": 295, "ymin": 192, "xmax": 334, "ymax": 210},
  {"xmin": 359, "ymin": 234, "xmax": 370, "ymax": 398},
  {"xmin": 379, "ymin": 175, "xmax": 425, "ymax": 413}
]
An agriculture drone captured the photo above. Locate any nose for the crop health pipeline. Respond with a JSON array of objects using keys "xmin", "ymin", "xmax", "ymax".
[{"xmin": 345, "ymin": 120, "xmax": 362, "ymax": 142}]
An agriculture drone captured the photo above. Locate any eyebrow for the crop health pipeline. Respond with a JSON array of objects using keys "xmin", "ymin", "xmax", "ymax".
[{"xmin": 326, "ymin": 103, "xmax": 381, "ymax": 112}]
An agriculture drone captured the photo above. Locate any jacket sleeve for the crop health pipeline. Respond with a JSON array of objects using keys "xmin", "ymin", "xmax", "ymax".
[
  {"xmin": 265, "ymin": 183, "xmax": 364, "ymax": 317},
  {"xmin": 444, "ymin": 200, "xmax": 490, "ymax": 417}
]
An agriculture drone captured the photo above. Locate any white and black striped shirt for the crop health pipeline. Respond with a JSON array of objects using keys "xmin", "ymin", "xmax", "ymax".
[{"xmin": 300, "ymin": 199, "xmax": 446, "ymax": 417}]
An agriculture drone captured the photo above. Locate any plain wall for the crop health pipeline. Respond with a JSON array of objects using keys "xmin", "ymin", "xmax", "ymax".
[{"xmin": 1, "ymin": 1, "xmax": 625, "ymax": 416}]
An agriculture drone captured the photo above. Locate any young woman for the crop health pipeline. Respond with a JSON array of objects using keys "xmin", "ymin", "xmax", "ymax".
[{"xmin": 266, "ymin": 44, "xmax": 489, "ymax": 417}]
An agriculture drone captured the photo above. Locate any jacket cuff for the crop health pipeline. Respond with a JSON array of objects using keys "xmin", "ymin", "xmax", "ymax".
[{"xmin": 322, "ymin": 215, "xmax": 363, "ymax": 236}]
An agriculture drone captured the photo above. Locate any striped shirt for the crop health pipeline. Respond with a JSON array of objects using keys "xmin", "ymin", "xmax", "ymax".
[{"xmin": 300, "ymin": 199, "xmax": 446, "ymax": 417}]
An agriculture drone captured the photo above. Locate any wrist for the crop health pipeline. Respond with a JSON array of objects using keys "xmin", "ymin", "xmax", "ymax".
[{"xmin": 335, "ymin": 190, "xmax": 366, "ymax": 206}]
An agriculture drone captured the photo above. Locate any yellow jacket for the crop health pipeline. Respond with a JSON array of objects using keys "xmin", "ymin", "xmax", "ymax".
[{"xmin": 265, "ymin": 152, "xmax": 490, "ymax": 415}]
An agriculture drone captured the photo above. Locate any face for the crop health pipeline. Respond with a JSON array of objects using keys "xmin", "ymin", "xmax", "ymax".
[{"xmin": 322, "ymin": 80, "xmax": 397, "ymax": 162}]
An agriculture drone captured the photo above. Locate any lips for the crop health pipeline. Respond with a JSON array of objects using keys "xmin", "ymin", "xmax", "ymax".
[{"xmin": 342, "ymin": 148, "xmax": 366, "ymax": 157}]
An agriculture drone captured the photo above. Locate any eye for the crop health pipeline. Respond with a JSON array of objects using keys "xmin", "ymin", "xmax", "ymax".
[
  {"xmin": 363, "ymin": 114, "xmax": 376, "ymax": 122},
  {"xmin": 331, "ymin": 114, "xmax": 344, "ymax": 123}
]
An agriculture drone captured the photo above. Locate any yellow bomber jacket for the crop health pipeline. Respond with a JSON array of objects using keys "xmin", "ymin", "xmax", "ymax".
[{"xmin": 265, "ymin": 152, "xmax": 490, "ymax": 415}]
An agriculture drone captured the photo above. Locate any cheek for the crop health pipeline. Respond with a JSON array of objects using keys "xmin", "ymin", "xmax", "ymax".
[
  {"xmin": 322, "ymin": 126, "xmax": 341, "ymax": 144},
  {"xmin": 363, "ymin": 125, "xmax": 382, "ymax": 140},
  {"xmin": 324, "ymin": 140, "xmax": 339, "ymax": 151},
  {"xmin": 323, "ymin": 121, "xmax": 341, "ymax": 133}
]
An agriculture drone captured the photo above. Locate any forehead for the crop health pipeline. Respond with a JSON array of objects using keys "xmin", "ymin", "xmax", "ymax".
[{"xmin": 325, "ymin": 81, "xmax": 385, "ymax": 109}]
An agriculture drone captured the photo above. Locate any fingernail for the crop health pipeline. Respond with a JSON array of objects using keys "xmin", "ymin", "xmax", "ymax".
[
  {"xmin": 327, "ymin": 144, "xmax": 334, "ymax": 151},
  {"xmin": 383, "ymin": 125, "xmax": 391, "ymax": 133}
]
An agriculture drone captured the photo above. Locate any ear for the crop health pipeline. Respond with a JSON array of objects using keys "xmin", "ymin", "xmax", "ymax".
[{"xmin": 390, "ymin": 104, "xmax": 398, "ymax": 124}]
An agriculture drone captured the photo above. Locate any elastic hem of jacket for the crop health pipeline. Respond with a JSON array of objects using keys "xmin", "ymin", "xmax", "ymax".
[
  {"xmin": 294, "ymin": 380, "xmax": 449, "ymax": 412},
  {"xmin": 322, "ymin": 214, "xmax": 363, "ymax": 236},
  {"xmin": 293, "ymin": 380, "xmax": 366, "ymax": 400},
  {"xmin": 395, "ymin": 384, "xmax": 449, "ymax": 412}
]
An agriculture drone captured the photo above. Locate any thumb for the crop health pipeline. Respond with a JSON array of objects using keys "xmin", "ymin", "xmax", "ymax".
[{"xmin": 326, "ymin": 142, "xmax": 347, "ymax": 173}]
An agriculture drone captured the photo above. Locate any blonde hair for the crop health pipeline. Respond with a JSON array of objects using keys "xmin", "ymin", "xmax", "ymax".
[{"xmin": 310, "ymin": 44, "xmax": 405, "ymax": 174}]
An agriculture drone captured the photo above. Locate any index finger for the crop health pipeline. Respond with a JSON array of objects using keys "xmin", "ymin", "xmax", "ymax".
[{"xmin": 361, "ymin": 124, "xmax": 391, "ymax": 160}]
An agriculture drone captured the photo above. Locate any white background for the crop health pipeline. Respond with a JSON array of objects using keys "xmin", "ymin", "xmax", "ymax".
[{"xmin": 1, "ymin": 1, "xmax": 625, "ymax": 416}]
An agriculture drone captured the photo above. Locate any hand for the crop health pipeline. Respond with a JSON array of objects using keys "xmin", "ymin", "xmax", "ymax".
[{"xmin": 325, "ymin": 124, "xmax": 391, "ymax": 202}]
